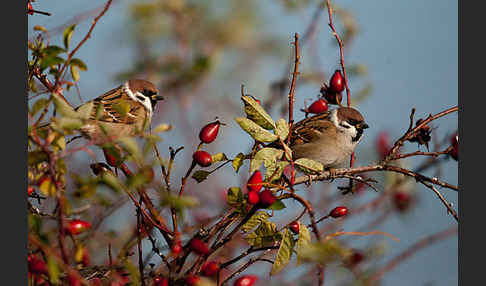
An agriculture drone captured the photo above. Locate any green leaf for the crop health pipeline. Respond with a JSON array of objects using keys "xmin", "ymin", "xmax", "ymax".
[
  {"xmin": 267, "ymin": 199, "xmax": 286, "ymax": 211},
  {"xmin": 241, "ymin": 211, "xmax": 271, "ymax": 232},
  {"xmin": 43, "ymin": 45, "xmax": 66, "ymax": 56},
  {"xmin": 118, "ymin": 137, "xmax": 142, "ymax": 160},
  {"xmin": 192, "ymin": 170, "xmax": 211, "ymax": 183},
  {"xmin": 76, "ymin": 101, "xmax": 93, "ymax": 120},
  {"xmin": 296, "ymin": 222, "xmax": 311, "ymax": 266},
  {"xmin": 232, "ymin": 153, "xmax": 245, "ymax": 173},
  {"xmin": 28, "ymin": 150, "xmax": 48, "ymax": 165},
  {"xmin": 160, "ymin": 194, "xmax": 199, "ymax": 210},
  {"xmin": 265, "ymin": 160, "xmax": 289, "ymax": 182},
  {"xmin": 40, "ymin": 56, "xmax": 65, "ymax": 70},
  {"xmin": 294, "ymin": 158, "xmax": 324, "ymax": 174},
  {"xmin": 227, "ymin": 187, "xmax": 244, "ymax": 208},
  {"xmin": 271, "ymin": 228, "xmax": 295, "ymax": 275},
  {"xmin": 71, "ymin": 65, "xmax": 80, "ymax": 82},
  {"xmin": 100, "ymin": 172, "xmax": 123, "ymax": 193},
  {"xmin": 297, "ymin": 239, "xmax": 347, "ymax": 265},
  {"xmin": 212, "ymin": 152, "xmax": 228, "ymax": 163},
  {"xmin": 246, "ymin": 221, "xmax": 281, "ymax": 247},
  {"xmin": 51, "ymin": 117, "xmax": 83, "ymax": 131},
  {"xmin": 275, "ymin": 118, "xmax": 289, "ymax": 140},
  {"xmin": 236, "ymin": 117, "xmax": 278, "ymax": 143},
  {"xmin": 52, "ymin": 93, "xmax": 77, "ymax": 118},
  {"xmin": 31, "ymin": 98, "xmax": 49, "ymax": 116},
  {"xmin": 112, "ymin": 99, "xmax": 130, "ymax": 120},
  {"xmin": 70, "ymin": 58, "xmax": 88, "ymax": 71},
  {"xmin": 47, "ymin": 255, "xmax": 60, "ymax": 284},
  {"xmin": 241, "ymin": 95, "xmax": 276, "ymax": 130},
  {"xmin": 63, "ymin": 24, "xmax": 76, "ymax": 50},
  {"xmin": 250, "ymin": 147, "xmax": 284, "ymax": 174},
  {"xmin": 152, "ymin": 123, "xmax": 173, "ymax": 133}
]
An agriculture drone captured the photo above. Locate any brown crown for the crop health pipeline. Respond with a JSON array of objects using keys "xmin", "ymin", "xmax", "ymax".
[
  {"xmin": 336, "ymin": 107, "xmax": 365, "ymax": 123},
  {"xmin": 128, "ymin": 79, "xmax": 159, "ymax": 95}
]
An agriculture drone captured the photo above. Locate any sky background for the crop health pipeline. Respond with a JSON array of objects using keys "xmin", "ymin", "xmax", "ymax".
[{"xmin": 29, "ymin": 1, "xmax": 458, "ymax": 285}]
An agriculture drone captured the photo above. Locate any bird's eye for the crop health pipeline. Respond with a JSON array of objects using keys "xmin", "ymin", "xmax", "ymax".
[{"xmin": 142, "ymin": 89, "xmax": 155, "ymax": 97}]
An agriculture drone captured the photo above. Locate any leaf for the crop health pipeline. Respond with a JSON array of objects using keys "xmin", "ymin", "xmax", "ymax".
[
  {"xmin": 51, "ymin": 117, "xmax": 83, "ymax": 131},
  {"xmin": 212, "ymin": 152, "xmax": 228, "ymax": 163},
  {"xmin": 40, "ymin": 56, "xmax": 65, "ymax": 70},
  {"xmin": 63, "ymin": 24, "xmax": 76, "ymax": 50},
  {"xmin": 112, "ymin": 99, "xmax": 130, "ymax": 120},
  {"xmin": 52, "ymin": 93, "xmax": 77, "ymax": 118},
  {"xmin": 267, "ymin": 199, "xmax": 286, "ymax": 211},
  {"xmin": 241, "ymin": 95, "xmax": 275, "ymax": 130},
  {"xmin": 296, "ymin": 223, "xmax": 311, "ymax": 266},
  {"xmin": 232, "ymin": 153, "xmax": 245, "ymax": 173},
  {"xmin": 246, "ymin": 221, "xmax": 281, "ymax": 247},
  {"xmin": 227, "ymin": 187, "xmax": 244, "ymax": 208},
  {"xmin": 31, "ymin": 98, "xmax": 49, "ymax": 116},
  {"xmin": 117, "ymin": 137, "xmax": 141, "ymax": 159},
  {"xmin": 160, "ymin": 194, "xmax": 199, "ymax": 210},
  {"xmin": 275, "ymin": 118, "xmax": 289, "ymax": 140},
  {"xmin": 250, "ymin": 147, "xmax": 284, "ymax": 174},
  {"xmin": 43, "ymin": 45, "xmax": 66, "ymax": 56},
  {"xmin": 76, "ymin": 101, "xmax": 93, "ymax": 120},
  {"xmin": 47, "ymin": 255, "xmax": 60, "ymax": 284},
  {"xmin": 236, "ymin": 117, "xmax": 278, "ymax": 143},
  {"xmin": 71, "ymin": 65, "xmax": 80, "ymax": 82},
  {"xmin": 192, "ymin": 170, "xmax": 211, "ymax": 183},
  {"xmin": 33, "ymin": 25, "xmax": 48, "ymax": 32},
  {"xmin": 242, "ymin": 211, "xmax": 271, "ymax": 232},
  {"xmin": 152, "ymin": 123, "xmax": 173, "ymax": 133},
  {"xmin": 297, "ymin": 239, "xmax": 347, "ymax": 264},
  {"xmin": 70, "ymin": 58, "xmax": 88, "ymax": 71},
  {"xmin": 265, "ymin": 161, "xmax": 289, "ymax": 182},
  {"xmin": 294, "ymin": 158, "xmax": 324, "ymax": 174},
  {"xmin": 39, "ymin": 177, "xmax": 56, "ymax": 197},
  {"xmin": 100, "ymin": 172, "xmax": 123, "ymax": 193},
  {"xmin": 271, "ymin": 228, "xmax": 295, "ymax": 275}
]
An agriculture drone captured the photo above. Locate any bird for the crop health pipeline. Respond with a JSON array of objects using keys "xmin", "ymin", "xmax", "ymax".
[
  {"xmin": 288, "ymin": 106, "xmax": 369, "ymax": 168},
  {"xmin": 72, "ymin": 79, "xmax": 164, "ymax": 145}
]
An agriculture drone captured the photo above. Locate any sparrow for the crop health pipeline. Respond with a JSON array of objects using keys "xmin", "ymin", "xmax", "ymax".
[
  {"xmin": 74, "ymin": 79, "xmax": 164, "ymax": 145},
  {"xmin": 289, "ymin": 106, "xmax": 369, "ymax": 168}
]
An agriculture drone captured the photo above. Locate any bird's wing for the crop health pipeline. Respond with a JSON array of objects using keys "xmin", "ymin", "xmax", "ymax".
[
  {"xmin": 290, "ymin": 111, "xmax": 334, "ymax": 145},
  {"xmin": 75, "ymin": 86, "xmax": 144, "ymax": 125}
]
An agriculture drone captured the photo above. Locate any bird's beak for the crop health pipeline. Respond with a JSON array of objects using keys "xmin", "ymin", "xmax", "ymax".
[
  {"xmin": 357, "ymin": 123, "xmax": 369, "ymax": 129},
  {"xmin": 152, "ymin": 94, "xmax": 164, "ymax": 101}
]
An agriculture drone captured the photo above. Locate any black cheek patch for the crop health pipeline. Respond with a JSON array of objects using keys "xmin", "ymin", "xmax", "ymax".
[{"xmin": 352, "ymin": 128, "xmax": 363, "ymax": 142}]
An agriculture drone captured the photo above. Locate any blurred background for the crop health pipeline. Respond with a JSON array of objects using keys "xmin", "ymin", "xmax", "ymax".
[{"xmin": 28, "ymin": 0, "xmax": 457, "ymax": 285}]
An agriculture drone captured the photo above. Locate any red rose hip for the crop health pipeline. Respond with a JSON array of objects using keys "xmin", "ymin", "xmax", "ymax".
[
  {"xmin": 376, "ymin": 131, "xmax": 392, "ymax": 159},
  {"xmin": 66, "ymin": 219, "xmax": 91, "ymax": 235},
  {"xmin": 185, "ymin": 275, "xmax": 200, "ymax": 285},
  {"xmin": 247, "ymin": 191, "xmax": 260, "ymax": 205},
  {"xmin": 247, "ymin": 170, "xmax": 263, "ymax": 192},
  {"xmin": 289, "ymin": 221, "xmax": 300, "ymax": 234},
  {"xmin": 193, "ymin": 151, "xmax": 213, "ymax": 167},
  {"xmin": 329, "ymin": 70, "xmax": 345, "ymax": 93},
  {"xmin": 234, "ymin": 275, "xmax": 259, "ymax": 286},
  {"xmin": 450, "ymin": 133, "xmax": 458, "ymax": 161},
  {"xmin": 190, "ymin": 238, "xmax": 209, "ymax": 256},
  {"xmin": 28, "ymin": 255, "xmax": 48, "ymax": 275},
  {"xmin": 259, "ymin": 189, "xmax": 276, "ymax": 208},
  {"xmin": 308, "ymin": 99, "xmax": 328, "ymax": 114},
  {"xmin": 329, "ymin": 206, "xmax": 348, "ymax": 218},
  {"xmin": 153, "ymin": 276, "xmax": 169, "ymax": 286},
  {"xmin": 27, "ymin": 3, "xmax": 34, "ymax": 15},
  {"xmin": 201, "ymin": 261, "xmax": 219, "ymax": 277},
  {"xmin": 393, "ymin": 191, "xmax": 411, "ymax": 212},
  {"xmin": 199, "ymin": 121, "xmax": 221, "ymax": 144}
]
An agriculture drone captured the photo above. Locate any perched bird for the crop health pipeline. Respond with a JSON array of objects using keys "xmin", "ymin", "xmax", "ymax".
[
  {"xmin": 289, "ymin": 106, "xmax": 369, "ymax": 168},
  {"xmin": 73, "ymin": 79, "xmax": 164, "ymax": 144}
]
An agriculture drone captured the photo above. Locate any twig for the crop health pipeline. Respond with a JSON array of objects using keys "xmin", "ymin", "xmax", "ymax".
[{"xmin": 420, "ymin": 181, "xmax": 458, "ymax": 222}]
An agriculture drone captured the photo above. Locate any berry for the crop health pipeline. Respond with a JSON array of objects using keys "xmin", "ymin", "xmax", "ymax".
[
  {"xmin": 193, "ymin": 151, "xmax": 212, "ymax": 167},
  {"xmin": 67, "ymin": 272, "xmax": 82, "ymax": 286},
  {"xmin": 329, "ymin": 206, "xmax": 348, "ymax": 218},
  {"xmin": 66, "ymin": 219, "xmax": 91, "ymax": 235},
  {"xmin": 185, "ymin": 275, "xmax": 200, "ymax": 285},
  {"xmin": 190, "ymin": 238, "xmax": 209, "ymax": 256},
  {"xmin": 27, "ymin": 3, "xmax": 34, "ymax": 15},
  {"xmin": 289, "ymin": 221, "xmax": 300, "ymax": 234},
  {"xmin": 450, "ymin": 133, "xmax": 458, "ymax": 161},
  {"xmin": 376, "ymin": 131, "xmax": 392, "ymax": 159},
  {"xmin": 103, "ymin": 147, "xmax": 121, "ymax": 167},
  {"xmin": 153, "ymin": 276, "xmax": 169, "ymax": 286},
  {"xmin": 247, "ymin": 170, "xmax": 263, "ymax": 192},
  {"xmin": 28, "ymin": 255, "xmax": 47, "ymax": 275},
  {"xmin": 346, "ymin": 251, "xmax": 365, "ymax": 268},
  {"xmin": 247, "ymin": 191, "xmax": 260, "ymax": 205},
  {"xmin": 199, "ymin": 121, "xmax": 221, "ymax": 144},
  {"xmin": 393, "ymin": 191, "xmax": 411, "ymax": 212},
  {"xmin": 329, "ymin": 70, "xmax": 345, "ymax": 93},
  {"xmin": 234, "ymin": 275, "xmax": 259, "ymax": 286},
  {"xmin": 28, "ymin": 186, "xmax": 34, "ymax": 196},
  {"xmin": 255, "ymin": 99, "xmax": 261, "ymax": 105},
  {"xmin": 307, "ymin": 99, "xmax": 328, "ymax": 114},
  {"xmin": 259, "ymin": 189, "xmax": 276, "ymax": 208},
  {"xmin": 201, "ymin": 261, "xmax": 219, "ymax": 277},
  {"xmin": 171, "ymin": 241, "xmax": 182, "ymax": 256}
]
